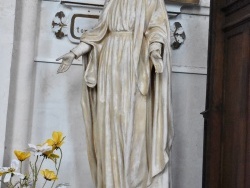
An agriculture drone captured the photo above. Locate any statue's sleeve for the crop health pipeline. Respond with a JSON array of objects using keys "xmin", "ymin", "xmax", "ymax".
[
  {"xmin": 145, "ymin": 0, "xmax": 171, "ymax": 57},
  {"xmin": 144, "ymin": 0, "xmax": 174, "ymax": 182},
  {"xmin": 77, "ymin": 0, "xmax": 111, "ymax": 88},
  {"xmin": 70, "ymin": 0, "xmax": 111, "ymax": 59}
]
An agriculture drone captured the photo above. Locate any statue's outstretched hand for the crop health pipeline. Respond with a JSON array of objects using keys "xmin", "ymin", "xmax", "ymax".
[
  {"xmin": 56, "ymin": 52, "xmax": 75, "ymax": 73},
  {"xmin": 151, "ymin": 50, "xmax": 163, "ymax": 73}
]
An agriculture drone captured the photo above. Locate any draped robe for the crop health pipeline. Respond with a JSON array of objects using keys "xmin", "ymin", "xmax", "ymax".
[{"xmin": 73, "ymin": 0, "xmax": 174, "ymax": 187}]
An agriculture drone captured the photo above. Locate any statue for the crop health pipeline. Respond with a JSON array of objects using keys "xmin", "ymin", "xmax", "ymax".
[{"xmin": 56, "ymin": 0, "xmax": 174, "ymax": 187}]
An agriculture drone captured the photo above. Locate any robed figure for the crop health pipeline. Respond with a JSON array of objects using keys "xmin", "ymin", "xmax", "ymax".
[{"xmin": 57, "ymin": 0, "xmax": 174, "ymax": 187}]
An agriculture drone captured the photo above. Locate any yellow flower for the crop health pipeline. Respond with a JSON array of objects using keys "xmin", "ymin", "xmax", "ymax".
[
  {"xmin": 41, "ymin": 169, "xmax": 58, "ymax": 181},
  {"xmin": 46, "ymin": 131, "xmax": 65, "ymax": 149},
  {"xmin": 0, "ymin": 171, "xmax": 5, "ymax": 176},
  {"xmin": 43, "ymin": 150, "xmax": 60, "ymax": 162},
  {"xmin": 14, "ymin": 150, "xmax": 31, "ymax": 161},
  {"xmin": 48, "ymin": 153, "xmax": 60, "ymax": 162}
]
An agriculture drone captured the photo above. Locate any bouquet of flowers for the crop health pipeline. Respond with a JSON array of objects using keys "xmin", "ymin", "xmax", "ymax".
[{"xmin": 0, "ymin": 131, "xmax": 69, "ymax": 188}]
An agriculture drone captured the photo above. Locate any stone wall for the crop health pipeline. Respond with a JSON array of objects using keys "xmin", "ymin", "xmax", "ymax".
[{"xmin": 0, "ymin": 0, "xmax": 210, "ymax": 187}]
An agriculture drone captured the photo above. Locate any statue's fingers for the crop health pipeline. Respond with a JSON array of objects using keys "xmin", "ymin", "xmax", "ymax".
[
  {"xmin": 56, "ymin": 55, "xmax": 66, "ymax": 61},
  {"xmin": 151, "ymin": 58, "xmax": 158, "ymax": 66},
  {"xmin": 62, "ymin": 65, "xmax": 70, "ymax": 72},
  {"xmin": 154, "ymin": 62, "xmax": 163, "ymax": 74},
  {"xmin": 57, "ymin": 64, "xmax": 67, "ymax": 73},
  {"xmin": 153, "ymin": 59, "xmax": 161, "ymax": 66},
  {"xmin": 151, "ymin": 51, "xmax": 162, "ymax": 59},
  {"xmin": 154, "ymin": 52, "xmax": 162, "ymax": 59},
  {"xmin": 58, "ymin": 64, "xmax": 70, "ymax": 73}
]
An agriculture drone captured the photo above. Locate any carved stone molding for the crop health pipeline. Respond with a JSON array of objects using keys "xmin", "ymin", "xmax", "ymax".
[
  {"xmin": 171, "ymin": 22, "xmax": 186, "ymax": 49},
  {"xmin": 52, "ymin": 11, "xmax": 68, "ymax": 39},
  {"xmin": 51, "ymin": 1, "xmax": 186, "ymax": 44}
]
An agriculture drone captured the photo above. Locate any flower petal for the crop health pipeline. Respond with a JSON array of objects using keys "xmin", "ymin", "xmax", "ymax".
[
  {"xmin": 13, "ymin": 172, "xmax": 25, "ymax": 180},
  {"xmin": 35, "ymin": 152, "xmax": 43, "ymax": 156},
  {"xmin": 11, "ymin": 159, "xmax": 19, "ymax": 170},
  {"xmin": 52, "ymin": 132, "xmax": 59, "ymax": 142},
  {"xmin": 28, "ymin": 144, "xmax": 37, "ymax": 152},
  {"xmin": 4, "ymin": 173, "xmax": 11, "ymax": 182},
  {"xmin": 14, "ymin": 150, "xmax": 31, "ymax": 161},
  {"xmin": 46, "ymin": 139, "xmax": 55, "ymax": 146},
  {"xmin": 0, "ymin": 167, "xmax": 9, "ymax": 172}
]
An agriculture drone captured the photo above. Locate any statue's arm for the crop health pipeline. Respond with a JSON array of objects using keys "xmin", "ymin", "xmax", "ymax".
[
  {"xmin": 149, "ymin": 42, "xmax": 163, "ymax": 73},
  {"xmin": 70, "ymin": 42, "xmax": 92, "ymax": 59},
  {"xmin": 57, "ymin": 42, "xmax": 91, "ymax": 73},
  {"xmin": 146, "ymin": 0, "xmax": 169, "ymax": 74}
]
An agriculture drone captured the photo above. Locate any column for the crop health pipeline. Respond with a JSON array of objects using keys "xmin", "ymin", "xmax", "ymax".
[
  {"xmin": 3, "ymin": 0, "xmax": 40, "ymax": 166},
  {"xmin": 0, "ymin": 0, "xmax": 17, "ymax": 167}
]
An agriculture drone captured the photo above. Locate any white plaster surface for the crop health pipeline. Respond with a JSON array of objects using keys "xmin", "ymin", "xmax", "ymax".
[
  {"xmin": 171, "ymin": 13, "xmax": 209, "ymax": 69},
  {"xmin": 31, "ymin": 63, "xmax": 94, "ymax": 188},
  {"xmin": 172, "ymin": 73, "xmax": 206, "ymax": 188},
  {"xmin": 3, "ymin": 0, "xmax": 40, "ymax": 165},
  {"xmin": 35, "ymin": 2, "xmax": 83, "ymax": 65},
  {"xmin": 199, "ymin": 0, "xmax": 210, "ymax": 7},
  {"xmin": 0, "ymin": 0, "xmax": 17, "ymax": 167}
]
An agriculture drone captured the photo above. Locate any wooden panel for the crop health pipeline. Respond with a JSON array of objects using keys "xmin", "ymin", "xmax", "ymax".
[
  {"xmin": 244, "ymin": 26, "xmax": 250, "ymax": 187},
  {"xmin": 222, "ymin": 29, "xmax": 249, "ymax": 188},
  {"xmin": 203, "ymin": 0, "xmax": 250, "ymax": 187}
]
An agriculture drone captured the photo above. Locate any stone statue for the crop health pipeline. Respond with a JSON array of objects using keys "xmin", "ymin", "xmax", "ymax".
[{"xmin": 56, "ymin": 0, "xmax": 174, "ymax": 187}]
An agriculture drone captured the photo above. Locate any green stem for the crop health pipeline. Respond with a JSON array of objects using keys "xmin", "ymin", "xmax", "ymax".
[
  {"xmin": 51, "ymin": 148, "xmax": 63, "ymax": 188},
  {"xmin": 42, "ymin": 180, "xmax": 47, "ymax": 188},
  {"xmin": 29, "ymin": 161, "xmax": 35, "ymax": 182},
  {"xmin": 20, "ymin": 161, "xmax": 23, "ymax": 174},
  {"xmin": 38, "ymin": 157, "xmax": 45, "ymax": 174},
  {"xmin": 13, "ymin": 181, "xmax": 20, "ymax": 188},
  {"xmin": 10, "ymin": 177, "xmax": 13, "ymax": 188},
  {"xmin": 19, "ymin": 161, "xmax": 23, "ymax": 188},
  {"xmin": 33, "ymin": 156, "xmax": 39, "ymax": 188}
]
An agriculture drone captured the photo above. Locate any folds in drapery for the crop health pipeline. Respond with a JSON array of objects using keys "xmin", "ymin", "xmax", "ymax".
[
  {"xmin": 79, "ymin": 0, "xmax": 174, "ymax": 187},
  {"xmin": 143, "ymin": 1, "xmax": 174, "ymax": 185}
]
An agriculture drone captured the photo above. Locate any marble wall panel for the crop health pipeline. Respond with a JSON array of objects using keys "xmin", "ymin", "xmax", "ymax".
[
  {"xmin": 31, "ymin": 63, "xmax": 95, "ymax": 188},
  {"xmin": 170, "ymin": 13, "xmax": 209, "ymax": 69},
  {"xmin": 172, "ymin": 73, "xmax": 206, "ymax": 188}
]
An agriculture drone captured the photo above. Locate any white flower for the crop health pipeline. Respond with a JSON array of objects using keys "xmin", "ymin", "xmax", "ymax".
[
  {"xmin": 0, "ymin": 159, "xmax": 25, "ymax": 183},
  {"xmin": 28, "ymin": 143, "xmax": 52, "ymax": 156}
]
